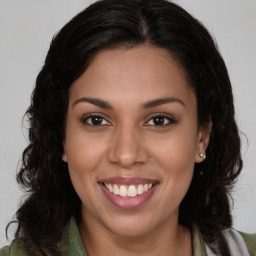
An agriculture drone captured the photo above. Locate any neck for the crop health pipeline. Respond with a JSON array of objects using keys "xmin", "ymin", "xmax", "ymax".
[{"xmin": 79, "ymin": 212, "xmax": 192, "ymax": 256}]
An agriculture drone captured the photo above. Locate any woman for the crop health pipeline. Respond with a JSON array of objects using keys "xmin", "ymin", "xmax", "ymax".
[{"xmin": 0, "ymin": 0, "xmax": 255, "ymax": 255}]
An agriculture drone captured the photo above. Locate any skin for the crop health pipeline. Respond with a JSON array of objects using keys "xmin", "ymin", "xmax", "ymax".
[{"xmin": 63, "ymin": 46, "xmax": 211, "ymax": 256}]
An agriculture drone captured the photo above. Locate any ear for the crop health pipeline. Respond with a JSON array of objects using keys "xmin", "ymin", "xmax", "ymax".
[
  {"xmin": 62, "ymin": 141, "xmax": 68, "ymax": 162},
  {"xmin": 195, "ymin": 121, "xmax": 212, "ymax": 163}
]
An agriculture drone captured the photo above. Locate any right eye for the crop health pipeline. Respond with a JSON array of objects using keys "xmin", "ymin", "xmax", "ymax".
[{"xmin": 81, "ymin": 114, "xmax": 111, "ymax": 126}]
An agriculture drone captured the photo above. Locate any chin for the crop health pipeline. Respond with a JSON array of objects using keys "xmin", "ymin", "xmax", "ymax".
[{"xmin": 104, "ymin": 214, "xmax": 156, "ymax": 238}]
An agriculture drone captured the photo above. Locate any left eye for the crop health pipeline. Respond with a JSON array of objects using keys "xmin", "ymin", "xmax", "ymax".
[
  {"xmin": 82, "ymin": 115, "xmax": 111, "ymax": 126},
  {"xmin": 145, "ymin": 115, "xmax": 175, "ymax": 126}
]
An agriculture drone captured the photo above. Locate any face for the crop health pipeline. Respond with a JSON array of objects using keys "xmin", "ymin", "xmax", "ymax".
[{"xmin": 63, "ymin": 46, "xmax": 210, "ymax": 238}]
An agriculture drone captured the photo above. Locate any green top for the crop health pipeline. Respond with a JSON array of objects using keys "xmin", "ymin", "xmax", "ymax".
[{"xmin": 0, "ymin": 217, "xmax": 255, "ymax": 255}]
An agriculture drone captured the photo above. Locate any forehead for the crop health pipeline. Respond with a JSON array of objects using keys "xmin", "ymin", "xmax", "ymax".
[{"xmin": 69, "ymin": 46, "xmax": 195, "ymax": 106}]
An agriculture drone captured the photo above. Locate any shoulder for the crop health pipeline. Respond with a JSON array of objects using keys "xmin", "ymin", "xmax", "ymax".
[
  {"xmin": 223, "ymin": 228, "xmax": 256, "ymax": 256},
  {"xmin": 0, "ymin": 247, "xmax": 8, "ymax": 256},
  {"xmin": 239, "ymin": 231, "xmax": 256, "ymax": 256},
  {"xmin": 0, "ymin": 239, "xmax": 29, "ymax": 256}
]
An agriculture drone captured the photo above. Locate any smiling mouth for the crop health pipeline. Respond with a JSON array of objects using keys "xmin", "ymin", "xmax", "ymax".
[
  {"xmin": 102, "ymin": 182, "xmax": 156, "ymax": 197},
  {"xmin": 98, "ymin": 177, "xmax": 159, "ymax": 209}
]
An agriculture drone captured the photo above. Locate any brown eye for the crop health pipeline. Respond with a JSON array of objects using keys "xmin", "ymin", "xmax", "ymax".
[
  {"xmin": 153, "ymin": 116, "xmax": 165, "ymax": 125},
  {"xmin": 91, "ymin": 116, "xmax": 103, "ymax": 125},
  {"xmin": 145, "ymin": 115, "xmax": 176, "ymax": 127},
  {"xmin": 82, "ymin": 114, "xmax": 111, "ymax": 126}
]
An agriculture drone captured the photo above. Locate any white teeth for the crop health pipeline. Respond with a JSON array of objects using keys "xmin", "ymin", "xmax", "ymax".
[
  {"xmin": 113, "ymin": 184, "xmax": 119, "ymax": 195},
  {"xmin": 119, "ymin": 185, "xmax": 128, "ymax": 197},
  {"xmin": 104, "ymin": 183, "xmax": 154, "ymax": 197},
  {"xmin": 128, "ymin": 185, "xmax": 137, "ymax": 197},
  {"xmin": 137, "ymin": 184, "xmax": 144, "ymax": 195}
]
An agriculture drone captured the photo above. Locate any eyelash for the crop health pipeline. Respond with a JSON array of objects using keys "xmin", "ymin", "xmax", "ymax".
[
  {"xmin": 81, "ymin": 113, "xmax": 177, "ymax": 127},
  {"xmin": 145, "ymin": 113, "xmax": 177, "ymax": 127},
  {"xmin": 81, "ymin": 113, "xmax": 111, "ymax": 126}
]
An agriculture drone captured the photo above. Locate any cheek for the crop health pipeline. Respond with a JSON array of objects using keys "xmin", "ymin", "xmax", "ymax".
[
  {"xmin": 65, "ymin": 127, "xmax": 106, "ymax": 169},
  {"xmin": 65, "ymin": 139, "xmax": 106, "ymax": 214},
  {"xmin": 149, "ymin": 127, "xmax": 197, "ymax": 193},
  {"xmin": 64, "ymin": 131, "xmax": 108, "ymax": 196},
  {"xmin": 150, "ymin": 127, "xmax": 198, "ymax": 169},
  {"xmin": 159, "ymin": 149, "xmax": 194, "ymax": 194},
  {"xmin": 151, "ymin": 138, "xmax": 195, "ymax": 216}
]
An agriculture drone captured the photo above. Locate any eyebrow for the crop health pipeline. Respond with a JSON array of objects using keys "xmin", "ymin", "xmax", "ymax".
[
  {"xmin": 141, "ymin": 97, "xmax": 185, "ymax": 109},
  {"xmin": 72, "ymin": 97, "xmax": 185, "ymax": 109},
  {"xmin": 72, "ymin": 97, "xmax": 113, "ymax": 109}
]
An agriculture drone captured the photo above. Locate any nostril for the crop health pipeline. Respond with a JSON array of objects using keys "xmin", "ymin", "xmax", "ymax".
[{"xmin": 107, "ymin": 135, "xmax": 150, "ymax": 168}]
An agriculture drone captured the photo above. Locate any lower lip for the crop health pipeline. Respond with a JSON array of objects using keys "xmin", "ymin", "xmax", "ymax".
[{"xmin": 100, "ymin": 183, "xmax": 158, "ymax": 209}]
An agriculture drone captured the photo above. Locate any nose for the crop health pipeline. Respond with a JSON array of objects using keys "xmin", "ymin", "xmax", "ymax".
[{"xmin": 107, "ymin": 127, "xmax": 150, "ymax": 169}]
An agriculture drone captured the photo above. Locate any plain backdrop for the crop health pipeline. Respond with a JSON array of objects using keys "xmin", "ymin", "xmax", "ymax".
[{"xmin": 0, "ymin": 0, "xmax": 255, "ymax": 247}]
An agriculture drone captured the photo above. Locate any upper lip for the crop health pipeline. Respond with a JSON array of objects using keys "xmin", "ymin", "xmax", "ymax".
[{"xmin": 98, "ymin": 177, "xmax": 159, "ymax": 185}]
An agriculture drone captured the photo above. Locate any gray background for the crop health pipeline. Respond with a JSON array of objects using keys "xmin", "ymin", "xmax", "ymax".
[{"xmin": 0, "ymin": 0, "xmax": 255, "ymax": 246}]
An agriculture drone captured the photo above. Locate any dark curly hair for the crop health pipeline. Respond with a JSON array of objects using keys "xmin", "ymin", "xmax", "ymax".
[{"xmin": 10, "ymin": 0, "xmax": 242, "ymax": 255}]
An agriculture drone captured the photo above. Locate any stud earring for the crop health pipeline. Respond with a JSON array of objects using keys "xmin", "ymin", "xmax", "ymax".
[
  {"xmin": 62, "ymin": 154, "xmax": 67, "ymax": 162},
  {"xmin": 199, "ymin": 152, "xmax": 206, "ymax": 159}
]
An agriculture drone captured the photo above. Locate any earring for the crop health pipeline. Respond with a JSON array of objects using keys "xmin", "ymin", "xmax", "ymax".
[
  {"xmin": 62, "ymin": 154, "xmax": 67, "ymax": 162},
  {"xmin": 199, "ymin": 152, "xmax": 206, "ymax": 176},
  {"xmin": 199, "ymin": 152, "xmax": 206, "ymax": 159}
]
